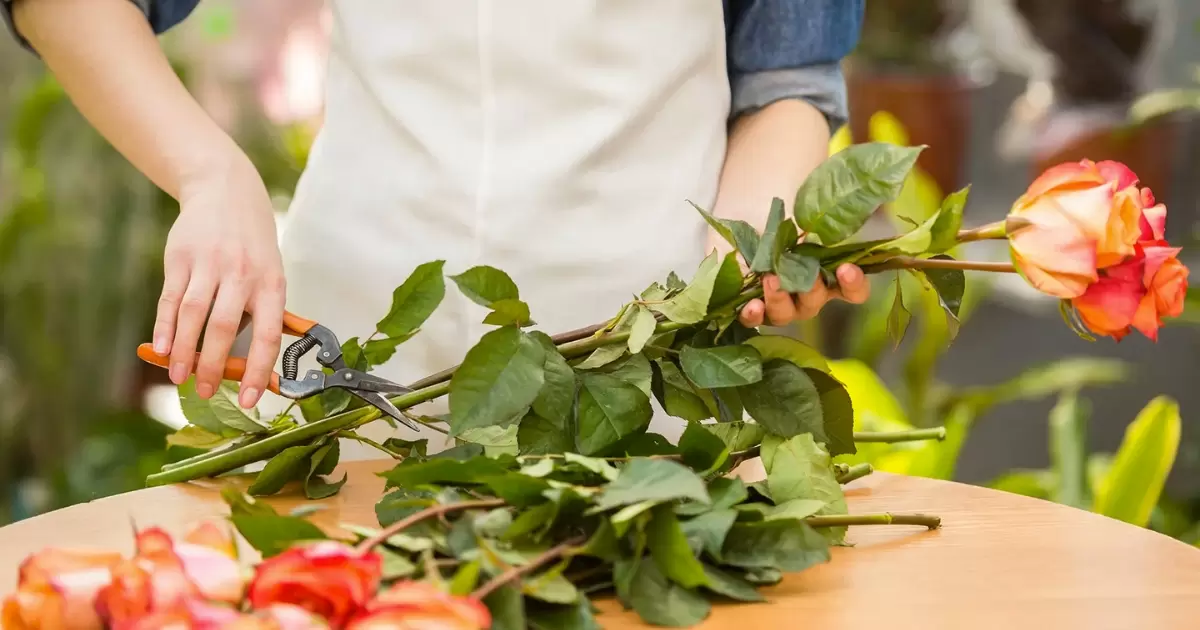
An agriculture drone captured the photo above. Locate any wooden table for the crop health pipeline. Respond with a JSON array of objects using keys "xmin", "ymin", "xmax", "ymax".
[{"xmin": 3, "ymin": 461, "xmax": 1200, "ymax": 629}]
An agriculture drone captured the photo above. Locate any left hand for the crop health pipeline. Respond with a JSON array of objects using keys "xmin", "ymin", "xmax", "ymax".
[{"xmin": 737, "ymin": 264, "xmax": 870, "ymax": 328}]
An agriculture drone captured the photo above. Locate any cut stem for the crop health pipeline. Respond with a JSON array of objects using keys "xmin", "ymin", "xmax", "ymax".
[
  {"xmin": 336, "ymin": 432, "xmax": 403, "ymax": 459},
  {"xmin": 354, "ymin": 499, "xmax": 505, "ymax": 555},
  {"xmin": 863, "ymin": 257, "xmax": 1016, "ymax": 274},
  {"xmin": 806, "ymin": 513, "xmax": 941, "ymax": 530},
  {"xmin": 836, "ymin": 463, "xmax": 873, "ymax": 484},
  {"xmin": 954, "ymin": 220, "xmax": 1008, "ymax": 243},
  {"xmin": 471, "ymin": 538, "xmax": 584, "ymax": 601},
  {"xmin": 853, "ymin": 428, "xmax": 946, "ymax": 443}
]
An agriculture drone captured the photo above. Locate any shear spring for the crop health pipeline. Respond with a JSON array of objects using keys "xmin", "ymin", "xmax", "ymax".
[{"xmin": 281, "ymin": 335, "xmax": 319, "ymax": 381}]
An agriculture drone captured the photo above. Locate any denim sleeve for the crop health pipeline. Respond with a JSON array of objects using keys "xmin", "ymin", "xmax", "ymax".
[
  {"xmin": 723, "ymin": 0, "xmax": 865, "ymax": 131},
  {"xmin": 2, "ymin": 0, "xmax": 198, "ymax": 51}
]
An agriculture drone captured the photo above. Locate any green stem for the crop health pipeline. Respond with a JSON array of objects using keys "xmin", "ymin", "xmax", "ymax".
[
  {"xmin": 862, "ymin": 257, "xmax": 1016, "ymax": 275},
  {"xmin": 836, "ymin": 463, "xmax": 873, "ymax": 484},
  {"xmin": 955, "ymin": 220, "xmax": 1008, "ymax": 243},
  {"xmin": 805, "ymin": 513, "xmax": 941, "ymax": 530},
  {"xmin": 337, "ymin": 431, "xmax": 403, "ymax": 459},
  {"xmin": 853, "ymin": 428, "xmax": 946, "ymax": 443}
]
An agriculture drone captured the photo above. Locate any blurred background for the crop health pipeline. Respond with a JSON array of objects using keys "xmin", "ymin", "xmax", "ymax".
[{"xmin": 0, "ymin": 0, "xmax": 1197, "ymax": 542}]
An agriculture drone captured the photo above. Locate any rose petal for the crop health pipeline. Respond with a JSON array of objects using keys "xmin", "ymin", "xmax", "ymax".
[
  {"xmin": 1008, "ymin": 200, "xmax": 1098, "ymax": 298},
  {"xmin": 1095, "ymin": 160, "xmax": 1140, "ymax": 190},
  {"xmin": 1139, "ymin": 203, "xmax": 1168, "ymax": 243},
  {"xmin": 1023, "ymin": 160, "xmax": 1107, "ymax": 200},
  {"xmin": 1072, "ymin": 260, "xmax": 1146, "ymax": 339},
  {"xmin": 183, "ymin": 522, "xmax": 238, "ymax": 560},
  {"xmin": 175, "ymin": 542, "xmax": 245, "ymax": 604}
]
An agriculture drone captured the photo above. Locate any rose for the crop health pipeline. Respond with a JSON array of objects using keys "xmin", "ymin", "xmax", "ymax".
[
  {"xmin": 247, "ymin": 541, "xmax": 382, "ymax": 627},
  {"xmin": 1007, "ymin": 159, "xmax": 1146, "ymax": 298},
  {"xmin": 0, "ymin": 548, "xmax": 122, "ymax": 630},
  {"xmin": 346, "ymin": 581, "xmax": 491, "ymax": 630}
]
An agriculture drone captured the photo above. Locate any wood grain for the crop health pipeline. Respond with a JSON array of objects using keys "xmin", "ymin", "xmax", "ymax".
[{"xmin": 3, "ymin": 462, "xmax": 1199, "ymax": 629}]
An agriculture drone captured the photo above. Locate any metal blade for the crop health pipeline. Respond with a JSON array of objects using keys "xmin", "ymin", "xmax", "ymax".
[
  {"xmin": 350, "ymin": 389, "xmax": 421, "ymax": 432},
  {"xmin": 335, "ymin": 370, "xmax": 414, "ymax": 395}
]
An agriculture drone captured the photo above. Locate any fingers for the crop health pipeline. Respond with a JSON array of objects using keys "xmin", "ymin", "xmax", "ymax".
[
  {"xmin": 153, "ymin": 258, "xmax": 189, "ymax": 356},
  {"xmin": 762, "ymin": 275, "xmax": 797, "ymax": 325},
  {"xmin": 793, "ymin": 275, "xmax": 830, "ymax": 321},
  {"xmin": 835, "ymin": 264, "xmax": 869, "ymax": 305},
  {"xmin": 240, "ymin": 277, "xmax": 287, "ymax": 408},
  {"xmin": 195, "ymin": 279, "xmax": 249, "ymax": 399},
  {"xmin": 169, "ymin": 269, "xmax": 218, "ymax": 388},
  {"xmin": 738, "ymin": 299, "xmax": 765, "ymax": 328}
]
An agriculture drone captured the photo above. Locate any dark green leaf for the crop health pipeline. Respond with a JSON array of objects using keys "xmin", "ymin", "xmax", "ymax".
[
  {"xmin": 650, "ymin": 252, "xmax": 721, "ymax": 324},
  {"xmin": 484, "ymin": 298, "xmax": 534, "ymax": 327},
  {"xmin": 712, "ymin": 388, "xmax": 745, "ymax": 423},
  {"xmin": 678, "ymin": 423, "xmax": 728, "ymax": 473},
  {"xmin": 806, "ymin": 368, "xmax": 856, "ymax": 457},
  {"xmin": 381, "ymin": 456, "xmax": 511, "ymax": 488},
  {"xmin": 377, "ymin": 260, "xmax": 446, "ymax": 337},
  {"xmin": 458, "ymin": 425, "xmax": 519, "ymax": 457},
  {"xmin": 504, "ymin": 501, "xmax": 558, "ymax": 541},
  {"xmin": 762, "ymin": 434, "xmax": 848, "ymax": 542},
  {"xmin": 517, "ymin": 412, "xmax": 573, "ymax": 456},
  {"xmin": 484, "ymin": 473, "xmax": 552, "ymax": 506},
  {"xmin": 580, "ymin": 520, "xmax": 620, "ymax": 562},
  {"xmin": 524, "ymin": 569, "xmax": 579, "ymax": 604},
  {"xmin": 679, "ymin": 509, "xmax": 737, "ymax": 560},
  {"xmin": 340, "ymin": 337, "xmax": 368, "ymax": 371},
  {"xmin": 622, "ymin": 433, "xmax": 682, "ymax": 457},
  {"xmin": 595, "ymin": 459, "xmax": 710, "ymax": 511},
  {"xmin": 382, "ymin": 437, "xmax": 428, "ymax": 460},
  {"xmin": 433, "ymin": 443, "xmax": 486, "ymax": 461},
  {"xmin": 447, "ymin": 516, "xmax": 479, "ymax": 557},
  {"xmin": 794, "ymin": 142, "xmax": 924, "ymax": 244},
  {"xmin": 701, "ymin": 564, "xmax": 765, "ymax": 602},
  {"xmin": 705, "ymin": 422, "xmax": 765, "ymax": 453},
  {"xmin": 375, "ymin": 488, "xmax": 436, "ymax": 528},
  {"xmin": 707, "ymin": 477, "xmax": 750, "ymax": 510},
  {"xmin": 229, "ymin": 514, "xmax": 328, "ymax": 558},
  {"xmin": 484, "ymin": 585, "xmax": 527, "ymax": 630},
  {"xmin": 929, "ymin": 186, "xmax": 970, "ymax": 253},
  {"xmin": 529, "ymin": 332, "xmax": 575, "ymax": 423},
  {"xmin": 575, "ymin": 372, "xmax": 652, "ymax": 456},
  {"xmin": 450, "ymin": 265, "xmax": 520, "ymax": 307},
  {"xmin": 627, "ymin": 305, "xmax": 658, "ymax": 354},
  {"xmin": 886, "ymin": 274, "xmax": 911, "ymax": 348},
  {"xmin": 691, "ymin": 201, "xmax": 760, "ymax": 263},
  {"xmin": 775, "ymin": 251, "xmax": 820, "ymax": 293},
  {"xmin": 449, "ymin": 327, "xmax": 546, "ymax": 434},
  {"xmin": 742, "ymin": 567, "xmax": 783, "ymax": 586},
  {"xmin": 708, "ymin": 252, "xmax": 745, "ymax": 310},
  {"xmin": 629, "ymin": 558, "xmax": 711, "ymax": 627},
  {"xmin": 652, "ymin": 361, "xmax": 713, "ymax": 423},
  {"xmin": 680, "ymin": 345, "xmax": 763, "ymax": 388},
  {"xmin": 248, "ymin": 442, "xmax": 322, "ymax": 496},
  {"xmin": 916, "ymin": 259, "xmax": 965, "ymax": 340},
  {"xmin": 750, "ymin": 198, "xmax": 786, "ymax": 272},
  {"xmin": 590, "ymin": 353, "xmax": 652, "ymax": 398},
  {"xmin": 666, "ymin": 272, "xmax": 688, "ymax": 292},
  {"xmin": 474, "ymin": 508, "xmax": 515, "ymax": 537},
  {"xmin": 305, "ymin": 441, "xmax": 347, "ymax": 500},
  {"xmin": 179, "ymin": 378, "xmax": 265, "ymax": 435},
  {"xmin": 529, "ymin": 598, "xmax": 604, "ymax": 630},
  {"xmin": 647, "ymin": 506, "xmax": 708, "ymax": 588},
  {"xmin": 772, "ymin": 218, "xmax": 799, "ymax": 267},
  {"xmin": 721, "ymin": 520, "xmax": 831, "ymax": 572},
  {"xmin": 739, "ymin": 360, "xmax": 823, "ymax": 439},
  {"xmin": 743, "ymin": 335, "xmax": 829, "ymax": 372},
  {"xmin": 449, "ymin": 560, "xmax": 482, "ymax": 596},
  {"xmin": 362, "ymin": 335, "xmax": 413, "ymax": 366}
]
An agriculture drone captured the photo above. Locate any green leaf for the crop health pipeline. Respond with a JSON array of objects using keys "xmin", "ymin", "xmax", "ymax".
[
  {"xmin": 915, "ymin": 259, "xmax": 965, "ymax": 340},
  {"xmin": 743, "ymin": 335, "xmax": 829, "ymax": 372},
  {"xmin": 794, "ymin": 142, "xmax": 924, "ymax": 244},
  {"xmin": 666, "ymin": 272, "xmax": 688, "ymax": 292},
  {"xmin": 590, "ymin": 353, "xmax": 653, "ymax": 398},
  {"xmin": 691, "ymin": 201, "xmax": 760, "ymax": 263},
  {"xmin": 305, "ymin": 441, "xmax": 346, "ymax": 500},
  {"xmin": 872, "ymin": 209, "xmax": 939, "ymax": 255},
  {"xmin": 577, "ymin": 307, "xmax": 635, "ymax": 369},
  {"xmin": 806, "ymin": 368, "xmax": 856, "ymax": 457},
  {"xmin": 458, "ymin": 425, "xmax": 520, "ymax": 457},
  {"xmin": 504, "ymin": 501, "xmax": 558, "ymax": 541},
  {"xmin": 988, "ymin": 470, "xmax": 1055, "ymax": 500},
  {"xmin": 678, "ymin": 423, "xmax": 729, "ymax": 473},
  {"xmin": 652, "ymin": 361, "xmax": 713, "ymax": 423},
  {"xmin": 709, "ymin": 252, "xmax": 745, "ymax": 310},
  {"xmin": 379, "ymin": 548, "xmax": 417, "ymax": 579},
  {"xmin": 721, "ymin": 519, "xmax": 831, "ymax": 571},
  {"xmin": 701, "ymin": 564, "xmax": 765, "ymax": 602},
  {"xmin": 450, "ymin": 265, "xmax": 520, "ymax": 307},
  {"xmin": 359, "ymin": 335, "xmax": 410, "ymax": 366},
  {"xmin": 767, "ymin": 499, "xmax": 825, "ymax": 521},
  {"xmin": 749, "ymin": 198, "xmax": 786, "ymax": 273},
  {"xmin": 483, "ymin": 585, "xmax": 527, "ymax": 630},
  {"xmin": 1093, "ymin": 396, "xmax": 1181, "ymax": 527},
  {"xmin": 679, "ymin": 509, "xmax": 738, "ymax": 560},
  {"xmin": 595, "ymin": 459, "xmax": 710, "ymax": 511},
  {"xmin": 517, "ymin": 413, "xmax": 572, "ymax": 456},
  {"xmin": 705, "ymin": 422, "xmax": 765, "ymax": 453},
  {"xmin": 528, "ymin": 332, "xmax": 575, "ymax": 423},
  {"xmin": 628, "ymin": 557, "xmax": 712, "ymax": 627},
  {"xmin": 680, "ymin": 345, "xmax": 763, "ymax": 389},
  {"xmin": 377, "ymin": 260, "xmax": 446, "ymax": 337},
  {"xmin": 739, "ymin": 360, "xmax": 823, "ymax": 439},
  {"xmin": 562, "ymin": 452, "xmax": 620, "ymax": 481},
  {"xmin": 248, "ymin": 442, "xmax": 323, "ymax": 496},
  {"xmin": 648, "ymin": 506, "xmax": 708, "ymax": 588},
  {"xmin": 575, "ymin": 372, "xmax": 653, "ymax": 456},
  {"xmin": 229, "ymin": 514, "xmax": 328, "ymax": 558},
  {"xmin": 179, "ymin": 378, "xmax": 265, "ymax": 435},
  {"xmin": 524, "ymin": 570, "xmax": 579, "ymax": 604},
  {"xmin": 382, "ymin": 437, "xmax": 428, "ymax": 460},
  {"xmin": 775, "ymin": 251, "xmax": 821, "ymax": 293},
  {"xmin": 929, "ymin": 186, "xmax": 969, "ymax": 253},
  {"xmin": 742, "ymin": 567, "xmax": 783, "ymax": 586},
  {"xmin": 886, "ymin": 274, "xmax": 911, "ymax": 348},
  {"xmin": 382, "ymin": 456, "xmax": 511, "ymax": 488},
  {"xmin": 958, "ymin": 358, "xmax": 1129, "ymax": 413},
  {"xmin": 483, "ymin": 473, "xmax": 551, "ymax": 507},
  {"xmin": 449, "ymin": 327, "xmax": 546, "ymax": 434},
  {"xmin": 449, "ymin": 560, "xmax": 483, "ymax": 595},
  {"xmin": 761, "ymin": 434, "xmax": 848, "ymax": 542},
  {"xmin": 528, "ymin": 598, "xmax": 603, "ymax": 630},
  {"xmin": 483, "ymin": 298, "xmax": 534, "ymax": 327},
  {"xmin": 650, "ymin": 251, "xmax": 721, "ymax": 324},
  {"xmin": 1049, "ymin": 391, "xmax": 1090, "ymax": 509},
  {"xmin": 623, "ymin": 433, "xmax": 682, "ymax": 457},
  {"xmin": 627, "ymin": 305, "xmax": 658, "ymax": 354},
  {"xmin": 165, "ymin": 425, "xmax": 232, "ymax": 450}
]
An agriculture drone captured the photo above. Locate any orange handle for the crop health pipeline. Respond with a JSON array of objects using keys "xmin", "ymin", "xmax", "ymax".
[
  {"xmin": 137, "ymin": 344, "xmax": 281, "ymax": 395},
  {"xmin": 282, "ymin": 310, "xmax": 318, "ymax": 337}
]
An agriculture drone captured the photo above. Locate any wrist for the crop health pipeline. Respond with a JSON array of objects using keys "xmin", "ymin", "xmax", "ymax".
[{"xmin": 175, "ymin": 141, "xmax": 264, "ymax": 212}]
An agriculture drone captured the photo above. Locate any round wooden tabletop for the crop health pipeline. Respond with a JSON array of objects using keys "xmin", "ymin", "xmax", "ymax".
[{"xmin": 3, "ymin": 460, "xmax": 1200, "ymax": 629}]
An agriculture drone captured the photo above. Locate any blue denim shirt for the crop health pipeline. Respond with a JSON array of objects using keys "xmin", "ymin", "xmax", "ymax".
[{"xmin": 4, "ymin": 0, "xmax": 862, "ymax": 130}]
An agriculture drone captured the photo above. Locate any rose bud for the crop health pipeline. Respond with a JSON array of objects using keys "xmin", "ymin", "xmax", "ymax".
[
  {"xmin": 0, "ymin": 549, "xmax": 122, "ymax": 630},
  {"xmin": 247, "ymin": 541, "xmax": 382, "ymax": 627},
  {"xmin": 346, "ymin": 581, "xmax": 491, "ymax": 630}
]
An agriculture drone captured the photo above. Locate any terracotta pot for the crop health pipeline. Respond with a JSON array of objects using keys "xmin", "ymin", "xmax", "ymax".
[{"xmin": 847, "ymin": 66, "xmax": 973, "ymax": 195}]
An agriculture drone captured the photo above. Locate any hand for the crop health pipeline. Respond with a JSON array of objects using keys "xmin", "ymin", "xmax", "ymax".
[
  {"xmin": 737, "ymin": 264, "xmax": 870, "ymax": 328},
  {"xmin": 153, "ymin": 154, "xmax": 286, "ymax": 409}
]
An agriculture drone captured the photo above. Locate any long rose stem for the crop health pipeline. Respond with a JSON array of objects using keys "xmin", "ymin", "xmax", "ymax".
[
  {"xmin": 806, "ymin": 513, "xmax": 941, "ymax": 530},
  {"xmin": 836, "ymin": 463, "xmax": 873, "ymax": 484},
  {"xmin": 471, "ymin": 538, "xmax": 584, "ymax": 601},
  {"xmin": 853, "ymin": 428, "xmax": 946, "ymax": 443},
  {"xmin": 354, "ymin": 499, "xmax": 505, "ymax": 555},
  {"xmin": 862, "ymin": 257, "xmax": 1016, "ymax": 274},
  {"xmin": 954, "ymin": 220, "xmax": 1008, "ymax": 243}
]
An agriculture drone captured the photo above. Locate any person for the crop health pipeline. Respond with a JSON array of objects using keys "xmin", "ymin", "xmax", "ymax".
[{"xmin": 6, "ymin": 0, "xmax": 869, "ymax": 451}]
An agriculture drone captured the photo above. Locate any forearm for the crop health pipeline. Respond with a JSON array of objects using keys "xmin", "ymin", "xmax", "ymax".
[
  {"xmin": 13, "ymin": 0, "xmax": 244, "ymax": 200},
  {"xmin": 711, "ymin": 99, "xmax": 832, "ymax": 230}
]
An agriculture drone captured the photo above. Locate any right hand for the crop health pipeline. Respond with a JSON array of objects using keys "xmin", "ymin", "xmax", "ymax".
[{"xmin": 153, "ymin": 154, "xmax": 286, "ymax": 409}]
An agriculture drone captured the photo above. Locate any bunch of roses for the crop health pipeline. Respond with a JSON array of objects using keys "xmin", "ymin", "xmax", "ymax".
[
  {"xmin": 1007, "ymin": 159, "xmax": 1188, "ymax": 341},
  {"xmin": 1, "ymin": 523, "xmax": 490, "ymax": 630}
]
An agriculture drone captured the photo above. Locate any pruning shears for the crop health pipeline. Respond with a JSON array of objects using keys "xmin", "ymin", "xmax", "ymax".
[{"xmin": 136, "ymin": 310, "xmax": 419, "ymax": 431}]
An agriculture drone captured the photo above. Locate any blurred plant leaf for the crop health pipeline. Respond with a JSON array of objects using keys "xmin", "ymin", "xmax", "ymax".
[
  {"xmin": 1049, "ymin": 391, "xmax": 1090, "ymax": 509},
  {"xmin": 1093, "ymin": 396, "xmax": 1181, "ymax": 528}
]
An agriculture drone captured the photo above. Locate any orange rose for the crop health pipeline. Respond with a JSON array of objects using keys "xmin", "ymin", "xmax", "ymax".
[
  {"xmin": 1130, "ymin": 246, "xmax": 1189, "ymax": 341},
  {"xmin": 1008, "ymin": 159, "xmax": 1146, "ymax": 297},
  {"xmin": 247, "ymin": 541, "xmax": 382, "ymax": 627},
  {"xmin": 1071, "ymin": 256, "xmax": 1145, "ymax": 340},
  {"xmin": 0, "ymin": 548, "xmax": 122, "ymax": 630},
  {"xmin": 346, "ymin": 582, "xmax": 491, "ymax": 630}
]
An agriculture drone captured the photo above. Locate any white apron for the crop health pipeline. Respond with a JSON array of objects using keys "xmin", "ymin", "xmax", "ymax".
[{"xmin": 269, "ymin": 0, "xmax": 730, "ymax": 459}]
